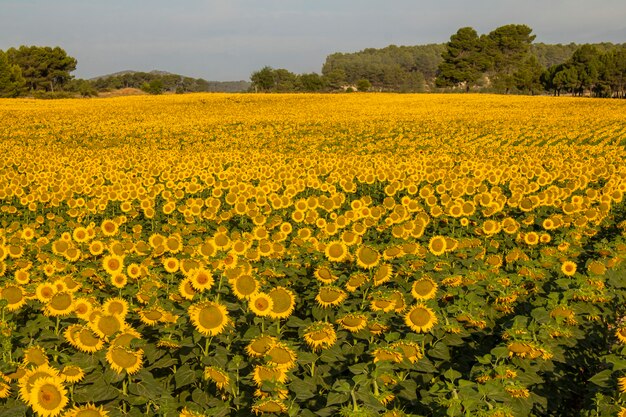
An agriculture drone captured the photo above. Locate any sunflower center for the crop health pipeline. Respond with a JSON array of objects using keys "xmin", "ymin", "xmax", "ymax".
[
  {"xmin": 342, "ymin": 316, "xmax": 364, "ymax": 327},
  {"xmin": 198, "ymin": 305, "xmax": 224, "ymax": 329},
  {"xmin": 319, "ymin": 289, "xmax": 342, "ymax": 303},
  {"xmin": 2, "ymin": 286, "xmax": 22, "ymax": 304},
  {"xmin": 38, "ymin": 384, "xmax": 62, "ymax": 410},
  {"xmin": 236, "ymin": 275, "xmax": 257, "ymax": 295},
  {"xmin": 413, "ymin": 280, "xmax": 435, "ymax": 296},
  {"xmin": 255, "ymin": 298, "xmax": 270, "ymax": 310},
  {"xmin": 358, "ymin": 247, "xmax": 379, "ymax": 264},
  {"xmin": 269, "ymin": 289, "xmax": 292, "ymax": 313},
  {"xmin": 111, "ymin": 347, "xmax": 140, "ymax": 368},
  {"xmin": 309, "ymin": 331, "xmax": 329, "ymax": 341},
  {"xmin": 258, "ymin": 401, "xmax": 284, "ymax": 412},
  {"xmin": 328, "ymin": 243, "xmax": 345, "ymax": 257},
  {"xmin": 97, "ymin": 315, "xmax": 122, "ymax": 336},
  {"xmin": 409, "ymin": 308, "xmax": 431, "ymax": 326},
  {"xmin": 79, "ymin": 329, "xmax": 101, "ymax": 346},
  {"xmin": 268, "ymin": 347, "xmax": 292, "ymax": 364},
  {"xmin": 50, "ymin": 293, "xmax": 72, "ymax": 311}
]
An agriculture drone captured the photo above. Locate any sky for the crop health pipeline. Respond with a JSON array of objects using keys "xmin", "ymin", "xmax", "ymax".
[{"xmin": 1, "ymin": 0, "xmax": 625, "ymax": 81}]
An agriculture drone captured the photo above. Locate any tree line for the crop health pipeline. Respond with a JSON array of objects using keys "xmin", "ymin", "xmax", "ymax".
[
  {"xmin": 250, "ymin": 24, "xmax": 626, "ymax": 97},
  {"xmin": 0, "ymin": 46, "xmax": 249, "ymax": 98}
]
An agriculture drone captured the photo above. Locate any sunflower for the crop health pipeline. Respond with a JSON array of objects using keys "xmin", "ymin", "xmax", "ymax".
[
  {"xmin": 411, "ymin": 277, "xmax": 438, "ymax": 300},
  {"xmin": 428, "ymin": 236, "xmax": 447, "ymax": 256},
  {"xmin": 72, "ymin": 298, "xmax": 94, "ymax": 320},
  {"xmin": 59, "ymin": 365, "xmax": 85, "ymax": 384},
  {"xmin": 561, "ymin": 261, "xmax": 577, "ymax": 276},
  {"xmin": 44, "ymin": 292, "xmax": 74, "ymax": 317},
  {"xmin": 231, "ymin": 274, "xmax": 259, "ymax": 299},
  {"xmin": 369, "ymin": 292, "xmax": 396, "ymax": 312},
  {"xmin": 204, "ymin": 366, "xmax": 230, "ymax": 391},
  {"xmin": 15, "ymin": 268, "xmax": 30, "ymax": 284},
  {"xmin": 1, "ymin": 284, "xmax": 27, "ymax": 311},
  {"xmin": 102, "ymin": 254, "xmax": 124, "ymax": 276},
  {"xmin": 267, "ymin": 286, "xmax": 296, "ymax": 319},
  {"xmin": 102, "ymin": 297, "xmax": 129, "ymax": 318},
  {"xmin": 372, "ymin": 347, "xmax": 403, "ymax": 363},
  {"xmin": 345, "ymin": 272, "xmax": 368, "ymax": 292},
  {"xmin": 189, "ymin": 301, "xmax": 229, "ymax": 336},
  {"xmin": 523, "ymin": 232, "xmax": 539, "ymax": 245},
  {"xmin": 27, "ymin": 376, "xmax": 68, "ymax": 417},
  {"xmin": 615, "ymin": 327, "xmax": 626, "ymax": 344},
  {"xmin": 0, "ymin": 381, "xmax": 10, "ymax": 399},
  {"xmin": 163, "ymin": 257, "xmax": 180, "ymax": 273},
  {"xmin": 246, "ymin": 335, "xmax": 278, "ymax": 358},
  {"xmin": 249, "ymin": 292, "xmax": 274, "ymax": 317},
  {"xmin": 266, "ymin": 342, "xmax": 298, "ymax": 370},
  {"xmin": 110, "ymin": 273, "xmax": 128, "ymax": 289},
  {"xmin": 91, "ymin": 314, "xmax": 125, "ymax": 339},
  {"xmin": 303, "ymin": 322, "xmax": 337, "ymax": 351},
  {"xmin": 404, "ymin": 304, "xmax": 437, "ymax": 333},
  {"xmin": 372, "ymin": 264, "xmax": 393, "ymax": 286},
  {"xmin": 336, "ymin": 313, "xmax": 368, "ymax": 333},
  {"xmin": 355, "ymin": 245, "xmax": 380, "ymax": 269},
  {"xmin": 178, "ymin": 277, "xmax": 196, "ymax": 300},
  {"xmin": 252, "ymin": 365, "xmax": 288, "ymax": 386},
  {"xmin": 189, "ymin": 268, "xmax": 214, "ymax": 292},
  {"xmin": 251, "ymin": 398, "xmax": 288, "ymax": 415},
  {"xmin": 618, "ymin": 376, "xmax": 626, "ymax": 393},
  {"xmin": 138, "ymin": 307, "xmax": 164, "ymax": 326},
  {"xmin": 65, "ymin": 325, "xmax": 104, "ymax": 353},
  {"xmin": 62, "ymin": 403, "xmax": 109, "ymax": 417},
  {"xmin": 23, "ymin": 345, "xmax": 48, "ymax": 367},
  {"xmin": 105, "ymin": 345, "xmax": 144, "ymax": 375},
  {"xmin": 100, "ymin": 219, "xmax": 118, "ymax": 237},
  {"xmin": 314, "ymin": 266, "xmax": 338, "ymax": 284},
  {"xmin": 324, "ymin": 241, "xmax": 349, "ymax": 262},
  {"xmin": 391, "ymin": 341, "xmax": 423, "ymax": 363},
  {"xmin": 18, "ymin": 364, "xmax": 60, "ymax": 401},
  {"xmin": 316, "ymin": 286, "xmax": 347, "ymax": 308}
]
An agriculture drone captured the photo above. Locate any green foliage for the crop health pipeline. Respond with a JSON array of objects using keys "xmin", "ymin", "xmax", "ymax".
[
  {"xmin": 356, "ymin": 79, "xmax": 371, "ymax": 92},
  {"xmin": 6, "ymin": 45, "xmax": 76, "ymax": 92},
  {"xmin": 436, "ymin": 27, "xmax": 489, "ymax": 92},
  {"xmin": 0, "ymin": 50, "xmax": 26, "ymax": 98}
]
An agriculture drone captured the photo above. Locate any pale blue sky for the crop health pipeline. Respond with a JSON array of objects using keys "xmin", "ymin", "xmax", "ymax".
[{"xmin": 1, "ymin": 0, "xmax": 624, "ymax": 81}]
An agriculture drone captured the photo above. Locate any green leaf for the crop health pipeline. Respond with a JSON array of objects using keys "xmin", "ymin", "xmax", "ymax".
[
  {"xmin": 290, "ymin": 376, "xmax": 317, "ymax": 400},
  {"xmin": 429, "ymin": 343, "xmax": 450, "ymax": 360},
  {"xmin": 174, "ymin": 363, "xmax": 196, "ymax": 389},
  {"xmin": 326, "ymin": 391, "xmax": 350, "ymax": 406},
  {"xmin": 589, "ymin": 369, "xmax": 612, "ymax": 387}
]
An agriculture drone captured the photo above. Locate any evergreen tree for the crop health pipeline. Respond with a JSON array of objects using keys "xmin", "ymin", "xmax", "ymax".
[
  {"xmin": 0, "ymin": 50, "xmax": 26, "ymax": 97},
  {"xmin": 436, "ymin": 27, "xmax": 488, "ymax": 92}
]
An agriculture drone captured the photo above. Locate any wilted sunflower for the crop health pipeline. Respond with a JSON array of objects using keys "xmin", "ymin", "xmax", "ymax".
[
  {"xmin": 372, "ymin": 347, "xmax": 403, "ymax": 363},
  {"xmin": 62, "ymin": 403, "xmax": 109, "ymax": 417},
  {"xmin": 105, "ymin": 345, "xmax": 144, "ymax": 375},
  {"xmin": 178, "ymin": 277, "xmax": 197, "ymax": 300},
  {"xmin": 336, "ymin": 313, "xmax": 368, "ymax": 333},
  {"xmin": 404, "ymin": 304, "xmax": 437, "ymax": 333},
  {"xmin": 204, "ymin": 366, "xmax": 230, "ymax": 391},
  {"xmin": 23, "ymin": 345, "xmax": 48, "ymax": 367},
  {"xmin": 189, "ymin": 301, "xmax": 229, "ymax": 336},
  {"xmin": 246, "ymin": 335, "xmax": 278, "ymax": 358},
  {"xmin": 314, "ymin": 265, "xmax": 338, "ymax": 284},
  {"xmin": 27, "ymin": 376, "xmax": 68, "ymax": 417},
  {"xmin": 267, "ymin": 287, "xmax": 296, "ymax": 319},
  {"xmin": 391, "ymin": 340, "xmax": 423, "ymax": 363},
  {"xmin": 249, "ymin": 292, "xmax": 274, "ymax": 317},
  {"xmin": 59, "ymin": 365, "xmax": 85, "ymax": 384},
  {"xmin": 303, "ymin": 322, "xmax": 337, "ymax": 351},
  {"xmin": 252, "ymin": 365, "xmax": 288, "ymax": 386},
  {"xmin": 411, "ymin": 277, "xmax": 438, "ymax": 300},
  {"xmin": 102, "ymin": 297, "xmax": 129, "ymax": 318},
  {"xmin": 251, "ymin": 397, "xmax": 288, "ymax": 415},
  {"xmin": 345, "ymin": 272, "xmax": 368, "ymax": 292},
  {"xmin": 316, "ymin": 286, "xmax": 347, "ymax": 308},
  {"xmin": 372, "ymin": 264, "xmax": 393, "ymax": 286}
]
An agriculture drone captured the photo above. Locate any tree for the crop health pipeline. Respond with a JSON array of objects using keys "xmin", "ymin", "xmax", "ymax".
[
  {"xmin": 250, "ymin": 66, "xmax": 276, "ymax": 92},
  {"xmin": 436, "ymin": 27, "xmax": 489, "ymax": 92},
  {"xmin": 6, "ymin": 46, "xmax": 77, "ymax": 92},
  {"xmin": 514, "ymin": 55, "xmax": 543, "ymax": 94},
  {"xmin": 484, "ymin": 24, "xmax": 536, "ymax": 93},
  {"xmin": 141, "ymin": 79, "xmax": 164, "ymax": 95},
  {"xmin": 569, "ymin": 44, "xmax": 601, "ymax": 95},
  {"xmin": 298, "ymin": 73, "xmax": 325, "ymax": 92},
  {"xmin": 0, "ymin": 50, "xmax": 26, "ymax": 97},
  {"xmin": 356, "ymin": 79, "xmax": 372, "ymax": 92}
]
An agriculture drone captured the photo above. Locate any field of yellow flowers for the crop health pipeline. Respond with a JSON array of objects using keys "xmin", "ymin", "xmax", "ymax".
[{"xmin": 0, "ymin": 93, "xmax": 626, "ymax": 417}]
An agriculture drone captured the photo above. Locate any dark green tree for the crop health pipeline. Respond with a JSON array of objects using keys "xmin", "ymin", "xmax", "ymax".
[
  {"xmin": 6, "ymin": 45, "xmax": 77, "ymax": 92},
  {"xmin": 298, "ymin": 73, "xmax": 325, "ymax": 92},
  {"xmin": 356, "ymin": 79, "xmax": 372, "ymax": 92},
  {"xmin": 0, "ymin": 50, "xmax": 26, "ymax": 97},
  {"xmin": 250, "ymin": 66, "xmax": 276, "ymax": 92},
  {"xmin": 514, "ymin": 55, "xmax": 544, "ymax": 94},
  {"xmin": 569, "ymin": 44, "xmax": 601, "ymax": 95},
  {"xmin": 436, "ymin": 27, "xmax": 488, "ymax": 92},
  {"xmin": 484, "ymin": 24, "xmax": 536, "ymax": 93}
]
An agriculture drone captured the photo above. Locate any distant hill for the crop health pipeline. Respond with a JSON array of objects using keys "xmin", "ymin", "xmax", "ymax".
[{"xmin": 88, "ymin": 70, "xmax": 251, "ymax": 93}]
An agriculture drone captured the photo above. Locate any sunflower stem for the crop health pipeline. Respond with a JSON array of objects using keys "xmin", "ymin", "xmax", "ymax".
[{"xmin": 54, "ymin": 316, "xmax": 60, "ymax": 336}]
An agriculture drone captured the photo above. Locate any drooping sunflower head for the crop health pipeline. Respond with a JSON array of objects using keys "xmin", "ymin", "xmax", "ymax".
[
  {"xmin": 105, "ymin": 345, "xmax": 143, "ymax": 375},
  {"xmin": 336, "ymin": 313, "xmax": 368, "ymax": 333},
  {"xmin": 303, "ymin": 322, "xmax": 337, "ymax": 352},
  {"xmin": 44, "ymin": 292, "xmax": 74, "ymax": 317},
  {"xmin": 316, "ymin": 286, "xmax": 347, "ymax": 308},
  {"xmin": 246, "ymin": 335, "xmax": 278, "ymax": 358},
  {"xmin": 251, "ymin": 397, "xmax": 288, "ymax": 415},
  {"xmin": 59, "ymin": 365, "xmax": 85, "ymax": 384},
  {"xmin": 203, "ymin": 366, "xmax": 230, "ymax": 391},
  {"xmin": 372, "ymin": 264, "xmax": 393, "ymax": 286},
  {"xmin": 345, "ymin": 272, "xmax": 368, "ymax": 292},
  {"xmin": 23, "ymin": 345, "xmax": 48, "ymax": 367},
  {"xmin": 266, "ymin": 342, "xmax": 298, "ymax": 370}
]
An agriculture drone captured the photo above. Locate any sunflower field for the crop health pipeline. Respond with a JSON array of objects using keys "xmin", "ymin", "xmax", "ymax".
[{"xmin": 0, "ymin": 93, "xmax": 626, "ymax": 417}]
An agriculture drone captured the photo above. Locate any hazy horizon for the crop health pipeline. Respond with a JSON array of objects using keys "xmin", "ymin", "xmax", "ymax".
[{"xmin": 1, "ymin": 0, "xmax": 625, "ymax": 81}]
